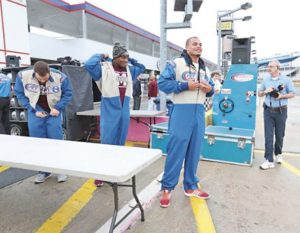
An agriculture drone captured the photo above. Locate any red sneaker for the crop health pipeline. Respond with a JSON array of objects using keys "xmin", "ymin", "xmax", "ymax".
[
  {"xmin": 94, "ymin": 179, "xmax": 104, "ymax": 187},
  {"xmin": 184, "ymin": 189, "xmax": 209, "ymax": 199},
  {"xmin": 160, "ymin": 190, "xmax": 171, "ymax": 208}
]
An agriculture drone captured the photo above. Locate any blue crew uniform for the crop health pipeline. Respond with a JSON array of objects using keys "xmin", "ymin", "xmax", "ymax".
[
  {"xmin": 0, "ymin": 74, "xmax": 11, "ymax": 134},
  {"xmin": 158, "ymin": 52, "xmax": 214, "ymax": 191},
  {"xmin": 85, "ymin": 54, "xmax": 145, "ymax": 145},
  {"xmin": 14, "ymin": 68, "xmax": 72, "ymax": 140}
]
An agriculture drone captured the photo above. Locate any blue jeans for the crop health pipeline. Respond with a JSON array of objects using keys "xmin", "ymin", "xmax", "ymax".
[{"xmin": 263, "ymin": 107, "xmax": 287, "ymax": 162}]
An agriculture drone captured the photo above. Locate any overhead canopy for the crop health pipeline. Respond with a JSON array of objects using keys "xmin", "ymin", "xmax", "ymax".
[{"xmin": 257, "ymin": 54, "xmax": 300, "ymax": 67}]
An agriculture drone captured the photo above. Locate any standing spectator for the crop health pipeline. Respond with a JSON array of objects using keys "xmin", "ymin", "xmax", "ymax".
[
  {"xmin": 85, "ymin": 42, "xmax": 145, "ymax": 187},
  {"xmin": 14, "ymin": 61, "xmax": 73, "ymax": 183},
  {"xmin": 204, "ymin": 70, "xmax": 222, "ymax": 111},
  {"xmin": 148, "ymin": 75, "xmax": 158, "ymax": 111},
  {"xmin": 0, "ymin": 73, "xmax": 11, "ymax": 134},
  {"xmin": 132, "ymin": 75, "xmax": 142, "ymax": 110},
  {"xmin": 258, "ymin": 60, "xmax": 295, "ymax": 169},
  {"xmin": 158, "ymin": 36, "xmax": 214, "ymax": 208},
  {"xmin": 211, "ymin": 71, "xmax": 222, "ymax": 94}
]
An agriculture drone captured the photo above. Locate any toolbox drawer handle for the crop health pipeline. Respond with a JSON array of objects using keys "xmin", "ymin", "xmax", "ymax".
[
  {"xmin": 157, "ymin": 133, "xmax": 164, "ymax": 139},
  {"xmin": 207, "ymin": 135, "xmax": 215, "ymax": 145},
  {"xmin": 237, "ymin": 138, "xmax": 246, "ymax": 149}
]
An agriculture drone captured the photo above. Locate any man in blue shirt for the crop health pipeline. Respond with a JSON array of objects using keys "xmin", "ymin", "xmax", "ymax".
[
  {"xmin": 258, "ymin": 60, "xmax": 295, "ymax": 169},
  {"xmin": 0, "ymin": 73, "xmax": 11, "ymax": 134}
]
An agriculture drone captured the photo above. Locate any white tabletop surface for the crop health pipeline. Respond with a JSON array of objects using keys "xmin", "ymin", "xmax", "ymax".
[
  {"xmin": 77, "ymin": 108, "xmax": 166, "ymax": 117},
  {"xmin": 0, "ymin": 135, "xmax": 162, "ymax": 182},
  {"xmin": 77, "ymin": 104, "xmax": 166, "ymax": 117}
]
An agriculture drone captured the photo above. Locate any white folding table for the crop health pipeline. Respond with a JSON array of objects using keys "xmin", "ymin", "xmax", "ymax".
[
  {"xmin": 0, "ymin": 135, "xmax": 162, "ymax": 233},
  {"xmin": 76, "ymin": 102, "xmax": 166, "ymax": 142},
  {"xmin": 77, "ymin": 103, "xmax": 166, "ymax": 125}
]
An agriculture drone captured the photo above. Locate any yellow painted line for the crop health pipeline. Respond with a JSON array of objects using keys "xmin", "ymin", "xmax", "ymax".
[
  {"xmin": 254, "ymin": 149, "xmax": 300, "ymax": 157},
  {"xmin": 35, "ymin": 179, "xmax": 97, "ymax": 233},
  {"xmin": 190, "ymin": 198, "xmax": 216, "ymax": 233},
  {"xmin": 255, "ymin": 150, "xmax": 300, "ymax": 176},
  {"xmin": 190, "ymin": 185, "xmax": 216, "ymax": 233},
  {"xmin": 0, "ymin": 166, "xmax": 10, "ymax": 173},
  {"xmin": 125, "ymin": 141, "xmax": 148, "ymax": 147},
  {"xmin": 282, "ymin": 161, "xmax": 300, "ymax": 177}
]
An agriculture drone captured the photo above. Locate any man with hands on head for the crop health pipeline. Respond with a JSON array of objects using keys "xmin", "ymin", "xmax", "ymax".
[
  {"xmin": 85, "ymin": 42, "xmax": 145, "ymax": 187},
  {"xmin": 14, "ymin": 61, "xmax": 73, "ymax": 184}
]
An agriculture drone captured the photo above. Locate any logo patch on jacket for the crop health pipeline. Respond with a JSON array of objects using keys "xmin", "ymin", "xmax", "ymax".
[
  {"xmin": 25, "ymin": 84, "xmax": 60, "ymax": 94},
  {"xmin": 25, "ymin": 84, "xmax": 39, "ymax": 93},
  {"xmin": 182, "ymin": 71, "xmax": 196, "ymax": 81}
]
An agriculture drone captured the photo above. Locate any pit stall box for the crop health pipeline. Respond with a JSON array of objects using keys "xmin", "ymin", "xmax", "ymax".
[
  {"xmin": 150, "ymin": 122, "xmax": 169, "ymax": 155},
  {"xmin": 200, "ymin": 64, "xmax": 258, "ymax": 166}
]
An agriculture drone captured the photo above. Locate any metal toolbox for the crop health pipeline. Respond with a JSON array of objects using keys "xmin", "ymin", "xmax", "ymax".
[{"xmin": 201, "ymin": 125, "xmax": 255, "ymax": 166}]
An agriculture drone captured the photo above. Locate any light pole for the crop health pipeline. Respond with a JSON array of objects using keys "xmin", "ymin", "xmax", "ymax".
[
  {"xmin": 160, "ymin": 0, "xmax": 202, "ymax": 111},
  {"xmin": 217, "ymin": 2, "xmax": 252, "ymax": 72}
]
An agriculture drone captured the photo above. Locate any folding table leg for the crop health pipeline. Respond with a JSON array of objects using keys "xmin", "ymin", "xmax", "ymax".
[
  {"xmin": 109, "ymin": 183, "xmax": 119, "ymax": 233},
  {"xmin": 132, "ymin": 176, "xmax": 145, "ymax": 221}
]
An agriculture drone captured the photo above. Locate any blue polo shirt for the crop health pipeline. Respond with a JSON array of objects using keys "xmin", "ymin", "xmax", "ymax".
[
  {"xmin": 0, "ymin": 73, "xmax": 11, "ymax": 97},
  {"xmin": 258, "ymin": 74, "xmax": 295, "ymax": 108}
]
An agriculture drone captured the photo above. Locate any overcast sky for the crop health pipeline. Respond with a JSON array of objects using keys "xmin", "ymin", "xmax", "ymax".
[{"xmin": 65, "ymin": 0, "xmax": 300, "ymax": 63}]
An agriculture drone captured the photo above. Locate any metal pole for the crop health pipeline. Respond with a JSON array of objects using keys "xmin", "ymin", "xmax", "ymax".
[
  {"xmin": 217, "ymin": 16, "xmax": 221, "ymax": 72},
  {"xmin": 82, "ymin": 10, "xmax": 87, "ymax": 39},
  {"xmin": 159, "ymin": 0, "xmax": 167, "ymax": 111},
  {"xmin": 126, "ymin": 30, "xmax": 130, "ymax": 49}
]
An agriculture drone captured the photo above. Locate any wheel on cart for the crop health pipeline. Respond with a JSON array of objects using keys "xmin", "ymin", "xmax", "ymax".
[
  {"xmin": 62, "ymin": 127, "xmax": 68, "ymax": 140},
  {"xmin": 10, "ymin": 124, "xmax": 24, "ymax": 136}
]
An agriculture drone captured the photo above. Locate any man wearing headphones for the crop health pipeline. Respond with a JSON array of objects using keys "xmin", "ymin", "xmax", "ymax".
[{"xmin": 258, "ymin": 60, "xmax": 295, "ymax": 169}]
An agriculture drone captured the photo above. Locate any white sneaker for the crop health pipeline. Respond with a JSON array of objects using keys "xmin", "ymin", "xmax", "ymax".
[
  {"xmin": 57, "ymin": 174, "xmax": 68, "ymax": 183},
  {"xmin": 34, "ymin": 173, "xmax": 52, "ymax": 184},
  {"xmin": 275, "ymin": 154, "xmax": 283, "ymax": 164},
  {"xmin": 260, "ymin": 160, "xmax": 275, "ymax": 170}
]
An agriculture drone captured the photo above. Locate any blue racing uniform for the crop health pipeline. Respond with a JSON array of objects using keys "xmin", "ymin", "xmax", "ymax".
[
  {"xmin": 158, "ymin": 51, "xmax": 214, "ymax": 191},
  {"xmin": 14, "ymin": 68, "xmax": 72, "ymax": 139},
  {"xmin": 0, "ymin": 74, "xmax": 11, "ymax": 134},
  {"xmin": 85, "ymin": 54, "xmax": 145, "ymax": 145}
]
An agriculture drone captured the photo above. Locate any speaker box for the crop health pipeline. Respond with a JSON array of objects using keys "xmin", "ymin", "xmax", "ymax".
[
  {"xmin": 231, "ymin": 38, "xmax": 251, "ymax": 64},
  {"xmin": 6, "ymin": 55, "xmax": 20, "ymax": 67}
]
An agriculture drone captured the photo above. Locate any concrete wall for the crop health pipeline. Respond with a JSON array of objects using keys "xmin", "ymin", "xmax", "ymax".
[{"xmin": 0, "ymin": 0, "xmax": 30, "ymax": 67}]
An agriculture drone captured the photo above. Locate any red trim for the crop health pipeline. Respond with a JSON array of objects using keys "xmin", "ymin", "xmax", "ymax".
[
  {"xmin": 41, "ymin": 0, "xmax": 182, "ymax": 52},
  {"xmin": 86, "ymin": 10, "xmax": 150, "ymax": 42},
  {"xmin": 6, "ymin": 0, "xmax": 26, "ymax": 8},
  {"xmin": 41, "ymin": 0, "xmax": 71, "ymax": 12},
  {"xmin": 0, "ymin": 0, "xmax": 6, "ymax": 57},
  {"xmin": 41, "ymin": 1, "xmax": 81, "ymax": 13},
  {"xmin": 60, "ymin": 0, "xmax": 82, "ymax": 8},
  {"xmin": 0, "ymin": 61, "xmax": 6, "ymax": 64},
  {"xmin": 0, "ymin": 49, "xmax": 30, "ymax": 55}
]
